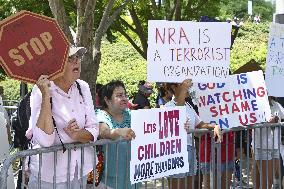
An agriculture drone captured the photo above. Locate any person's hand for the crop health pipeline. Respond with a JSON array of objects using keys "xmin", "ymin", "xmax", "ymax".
[
  {"xmin": 269, "ymin": 115, "xmax": 279, "ymax": 123},
  {"xmin": 64, "ymin": 118, "xmax": 82, "ymax": 141},
  {"xmin": 181, "ymin": 79, "xmax": 193, "ymax": 91},
  {"xmin": 36, "ymin": 75, "xmax": 51, "ymax": 98},
  {"xmin": 175, "ymin": 79, "xmax": 193, "ymax": 106},
  {"xmin": 213, "ymin": 124, "xmax": 223, "ymax": 143},
  {"xmin": 118, "ymin": 128, "xmax": 136, "ymax": 140}
]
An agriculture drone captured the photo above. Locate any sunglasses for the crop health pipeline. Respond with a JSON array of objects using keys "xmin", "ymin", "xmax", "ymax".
[{"xmin": 68, "ymin": 54, "xmax": 83, "ymax": 63}]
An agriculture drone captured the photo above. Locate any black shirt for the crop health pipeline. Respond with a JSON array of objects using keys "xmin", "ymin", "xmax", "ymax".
[{"xmin": 133, "ymin": 93, "xmax": 150, "ymax": 109}]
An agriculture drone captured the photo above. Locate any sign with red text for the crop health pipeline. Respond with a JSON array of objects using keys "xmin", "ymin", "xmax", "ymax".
[
  {"xmin": 192, "ymin": 70, "xmax": 271, "ymax": 129},
  {"xmin": 147, "ymin": 20, "xmax": 231, "ymax": 83},
  {"xmin": 130, "ymin": 107, "xmax": 188, "ymax": 184},
  {"xmin": 0, "ymin": 10, "xmax": 69, "ymax": 83},
  {"xmin": 265, "ymin": 23, "xmax": 284, "ymax": 97}
]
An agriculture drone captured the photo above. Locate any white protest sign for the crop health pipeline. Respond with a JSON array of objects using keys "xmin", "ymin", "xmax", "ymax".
[
  {"xmin": 192, "ymin": 70, "xmax": 271, "ymax": 129},
  {"xmin": 265, "ymin": 23, "xmax": 284, "ymax": 97},
  {"xmin": 130, "ymin": 107, "xmax": 188, "ymax": 184},
  {"xmin": 147, "ymin": 20, "xmax": 232, "ymax": 83}
]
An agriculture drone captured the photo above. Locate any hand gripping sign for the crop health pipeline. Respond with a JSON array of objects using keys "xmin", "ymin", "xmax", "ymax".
[{"xmin": 0, "ymin": 10, "xmax": 70, "ymax": 83}]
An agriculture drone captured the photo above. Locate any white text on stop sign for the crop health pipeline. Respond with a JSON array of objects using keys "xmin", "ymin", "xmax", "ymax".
[{"xmin": 8, "ymin": 31, "xmax": 53, "ymax": 66}]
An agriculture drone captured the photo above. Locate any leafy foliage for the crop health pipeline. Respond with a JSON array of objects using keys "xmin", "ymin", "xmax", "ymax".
[
  {"xmin": 0, "ymin": 1, "xmax": 274, "ymax": 106},
  {"xmin": 0, "ymin": 79, "xmax": 33, "ymax": 101},
  {"xmin": 1, "ymin": 22, "xmax": 271, "ymax": 106},
  {"xmin": 0, "ymin": 0, "xmax": 126, "ymax": 98},
  {"xmin": 110, "ymin": 0, "xmax": 274, "ymax": 61},
  {"xmin": 0, "ymin": 0, "xmax": 52, "ymax": 20},
  {"xmin": 1, "ymin": 79, "xmax": 21, "ymax": 101},
  {"xmin": 230, "ymin": 21, "xmax": 270, "ymax": 72},
  {"xmin": 111, "ymin": 0, "xmax": 230, "ymax": 59},
  {"xmin": 219, "ymin": 0, "xmax": 274, "ymax": 21},
  {"xmin": 97, "ymin": 40, "xmax": 157, "ymax": 103}
]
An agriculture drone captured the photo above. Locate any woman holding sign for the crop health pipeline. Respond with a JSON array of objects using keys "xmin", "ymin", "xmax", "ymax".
[
  {"xmin": 164, "ymin": 79, "xmax": 222, "ymax": 189},
  {"xmin": 96, "ymin": 80, "xmax": 137, "ymax": 189},
  {"xmin": 27, "ymin": 46, "xmax": 99, "ymax": 189}
]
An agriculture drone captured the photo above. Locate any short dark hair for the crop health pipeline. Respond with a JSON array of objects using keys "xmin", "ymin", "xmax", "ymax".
[
  {"xmin": 138, "ymin": 80, "xmax": 145, "ymax": 87},
  {"xmin": 159, "ymin": 87, "xmax": 167, "ymax": 97},
  {"xmin": 164, "ymin": 83, "xmax": 178, "ymax": 95},
  {"xmin": 96, "ymin": 83, "xmax": 103, "ymax": 94},
  {"xmin": 99, "ymin": 80, "xmax": 126, "ymax": 108}
]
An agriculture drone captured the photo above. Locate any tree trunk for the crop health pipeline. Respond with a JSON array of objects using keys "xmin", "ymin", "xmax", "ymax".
[
  {"xmin": 175, "ymin": 0, "xmax": 182, "ymax": 21},
  {"xmin": 48, "ymin": 0, "xmax": 129, "ymax": 101},
  {"xmin": 81, "ymin": 51, "xmax": 100, "ymax": 102},
  {"xmin": 129, "ymin": 5, "xmax": 147, "ymax": 59},
  {"xmin": 48, "ymin": 0, "xmax": 74, "ymax": 43}
]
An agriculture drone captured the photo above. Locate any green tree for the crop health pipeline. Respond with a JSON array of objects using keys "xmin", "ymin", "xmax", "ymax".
[
  {"xmin": 230, "ymin": 21, "xmax": 270, "ymax": 72},
  {"xmin": 110, "ymin": 0, "xmax": 275, "ymax": 60},
  {"xmin": 112, "ymin": 0, "xmax": 229, "ymax": 59},
  {"xmin": 0, "ymin": 0, "xmax": 131, "ymax": 100},
  {"xmin": 219, "ymin": 0, "xmax": 274, "ymax": 21},
  {"xmin": 253, "ymin": 0, "xmax": 275, "ymax": 21},
  {"xmin": 1, "ymin": 22, "xmax": 270, "ymax": 105}
]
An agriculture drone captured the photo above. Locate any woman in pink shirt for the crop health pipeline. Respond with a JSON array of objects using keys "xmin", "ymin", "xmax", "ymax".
[{"xmin": 27, "ymin": 46, "xmax": 99, "ymax": 189}]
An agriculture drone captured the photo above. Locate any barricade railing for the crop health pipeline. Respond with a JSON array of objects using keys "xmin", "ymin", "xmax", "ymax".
[
  {"xmin": 0, "ymin": 139, "xmax": 122, "ymax": 189},
  {"xmin": 3, "ymin": 105, "xmax": 18, "ymax": 146},
  {"xmin": 230, "ymin": 123, "xmax": 283, "ymax": 189},
  {"xmin": 2, "ymin": 100, "xmax": 19, "ymax": 119},
  {"xmin": 2, "ymin": 100, "xmax": 19, "ymax": 107},
  {"xmin": 0, "ymin": 123, "xmax": 283, "ymax": 189},
  {"xmin": 3, "ymin": 105, "xmax": 17, "ymax": 117}
]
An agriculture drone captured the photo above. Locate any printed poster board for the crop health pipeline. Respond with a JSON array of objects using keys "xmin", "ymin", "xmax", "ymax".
[
  {"xmin": 130, "ymin": 107, "xmax": 189, "ymax": 184},
  {"xmin": 265, "ymin": 23, "xmax": 284, "ymax": 97},
  {"xmin": 192, "ymin": 70, "xmax": 271, "ymax": 129},
  {"xmin": 147, "ymin": 20, "xmax": 231, "ymax": 83}
]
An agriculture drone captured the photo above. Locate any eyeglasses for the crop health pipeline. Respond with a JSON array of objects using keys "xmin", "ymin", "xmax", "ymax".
[
  {"xmin": 114, "ymin": 94, "xmax": 128, "ymax": 99},
  {"xmin": 68, "ymin": 55, "xmax": 83, "ymax": 63}
]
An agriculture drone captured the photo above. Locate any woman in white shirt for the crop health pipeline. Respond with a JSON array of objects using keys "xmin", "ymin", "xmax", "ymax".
[{"xmin": 27, "ymin": 46, "xmax": 99, "ymax": 189}]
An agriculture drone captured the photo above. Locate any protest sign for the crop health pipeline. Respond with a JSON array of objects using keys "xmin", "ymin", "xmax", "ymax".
[
  {"xmin": 0, "ymin": 10, "xmax": 69, "ymax": 83},
  {"xmin": 130, "ymin": 107, "xmax": 188, "ymax": 184},
  {"xmin": 265, "ymin": 23, "xmax": 284, "ymax": 97},
  {"xmin": 147, "ymin": 20, "xmax": 231, "ymax": 83},
  {"xmin": 192, "ymin": 70, "xmax": 271, "ymax": 129}
]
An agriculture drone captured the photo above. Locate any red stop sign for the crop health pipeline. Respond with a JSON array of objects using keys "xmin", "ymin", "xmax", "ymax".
[{"xmin": 0, "ymin": 10, "xmax": 70, "ymax": 83}]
